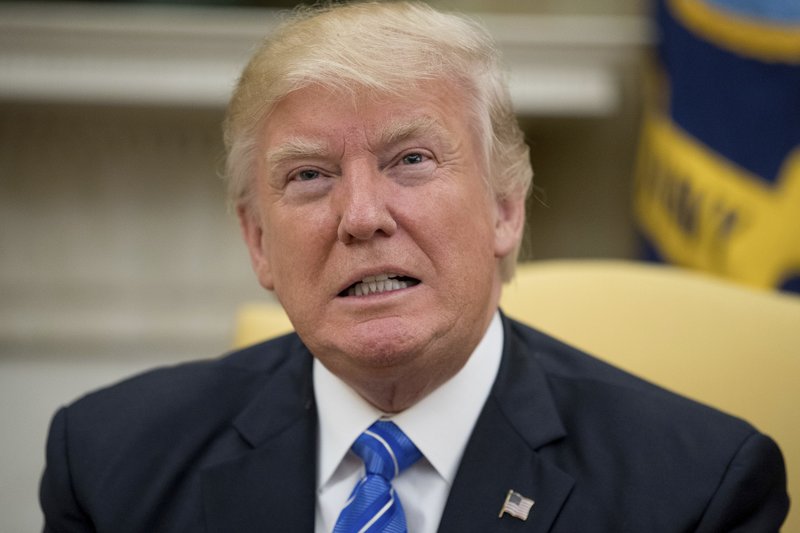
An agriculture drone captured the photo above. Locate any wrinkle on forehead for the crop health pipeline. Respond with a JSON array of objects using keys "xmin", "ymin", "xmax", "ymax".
[{"xmin": 264, "ymin": 114, "xmax": 458, "ymax": 168}]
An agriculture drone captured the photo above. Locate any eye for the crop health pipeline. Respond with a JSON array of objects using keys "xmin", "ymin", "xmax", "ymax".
[
  {"xmin": 291, "ymin": 169, "xmax": 321, "ymax": 182},
  {"xmin": 400, "ymin": 152, "xmax": 426, "ymax": 165},
  {"xmin": 386, "ymin": 149, "xmax": 436, "ymax": 186}
]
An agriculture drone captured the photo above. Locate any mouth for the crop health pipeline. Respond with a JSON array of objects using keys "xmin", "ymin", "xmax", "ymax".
[{"xmin": 339, "ymin": 273, "xmax": 421, "ymax": 297}]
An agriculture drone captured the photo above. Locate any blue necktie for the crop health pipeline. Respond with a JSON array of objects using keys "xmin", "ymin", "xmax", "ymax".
[{"xmin": 333, "ymin": 420, "xmax": 422, "ymax": 533}]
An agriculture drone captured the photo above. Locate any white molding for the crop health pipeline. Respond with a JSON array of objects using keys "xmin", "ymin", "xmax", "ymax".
[{"xmin": 0, "ymin": 2, "xmax": 652, "ymax": 115}]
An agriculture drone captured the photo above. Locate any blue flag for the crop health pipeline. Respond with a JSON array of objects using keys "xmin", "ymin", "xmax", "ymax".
[{"xmin": 634, "ymin": 0, "xmax": 800, "ymax": 293}]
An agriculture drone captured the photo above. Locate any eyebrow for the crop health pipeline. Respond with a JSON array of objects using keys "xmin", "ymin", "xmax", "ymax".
[
  {"xmin": 377, "ymin": 116, "xmax": 450, "ymax": 149},
  {"xmin": 264, "ymin": 138, "xmax": 329, "ymax": 172}
]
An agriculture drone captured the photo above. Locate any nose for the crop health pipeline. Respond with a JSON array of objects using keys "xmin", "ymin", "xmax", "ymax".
[{"xmin": 336, "ymin": 163, "xmax": 397, "ymax": 244}]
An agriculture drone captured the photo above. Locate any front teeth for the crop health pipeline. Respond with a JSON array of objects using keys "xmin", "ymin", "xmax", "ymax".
[{"xmin": 348, "ymin": 273, "xmax": 409, "ymax": 296}]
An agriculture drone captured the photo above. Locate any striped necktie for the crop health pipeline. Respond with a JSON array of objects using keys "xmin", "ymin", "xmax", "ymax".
[{"xmin": 333, "ymin": 420, "xmax": 422, "ymax": 533}]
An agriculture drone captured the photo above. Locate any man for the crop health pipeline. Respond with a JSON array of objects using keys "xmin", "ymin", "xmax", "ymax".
[{"xmin": 41, "ymin": 3, "xmax": 788, "ymax": 532}]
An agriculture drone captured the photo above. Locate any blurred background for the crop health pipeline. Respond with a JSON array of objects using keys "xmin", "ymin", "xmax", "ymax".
[{"xmin": 1, "ymin": 0, "xmax": 798, "ymax": 530}]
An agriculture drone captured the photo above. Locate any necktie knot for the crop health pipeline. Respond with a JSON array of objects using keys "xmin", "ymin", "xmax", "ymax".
[{"xmin": 352, "ymin": 420, "xmax": 421, "ymax": 481}]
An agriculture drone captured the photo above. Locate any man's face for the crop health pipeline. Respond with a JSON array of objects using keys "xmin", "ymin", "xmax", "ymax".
[{"xmin": 239, "ymin": 81, "xmax": 524, "ymax": 406}]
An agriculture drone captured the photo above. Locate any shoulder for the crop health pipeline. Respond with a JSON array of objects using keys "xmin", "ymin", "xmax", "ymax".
[
  {"xmin": 50, "ymin": 332, "xmax": 312, "ymax": 478},
  {"xmin": 64, "ymin": 332, "xmax": 307, "ymax": 428},
  {"xmin": 500, "ymin": 316, "xmax": 788, "ymax": 529},
  {"xmin": 502, "ymin": 316, "xmax": 763, "ymax": 455},
  {"xmin": 504, "ymin": 315, "xmax": 753, "ymax": 436},
  {"xmin": 41, "ymin": 333, "xmax": 313, "ymax": 531}
]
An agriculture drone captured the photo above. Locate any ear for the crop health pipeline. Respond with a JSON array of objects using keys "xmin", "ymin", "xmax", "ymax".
[
  {"xmin": 493, "ymin": 191, "xmax": 526, "ymax": 259},
  {"xmin": 237, "ymin": 203, "xmax": 275, "ymax": 291}
]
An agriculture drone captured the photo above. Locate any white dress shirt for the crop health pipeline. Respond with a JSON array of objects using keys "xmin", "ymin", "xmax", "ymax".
[{"xmin": 313, "ymin": 312, "xmax": 504, "ymax": 533}]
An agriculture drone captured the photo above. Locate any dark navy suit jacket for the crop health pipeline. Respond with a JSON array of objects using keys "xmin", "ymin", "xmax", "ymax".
[{"xmin": 41, "ymin": 315, "xmax": 789, "ymax": 532}]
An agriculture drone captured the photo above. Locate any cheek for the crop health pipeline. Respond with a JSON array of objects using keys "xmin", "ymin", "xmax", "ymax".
[
  {"xmin": 418, "ymin": 197, "xmax": 497, "ymax": 271},
  {"xmin": 265, "ymin": 208, "xmax": 335, "ymax": 281},
  {"xmin": 451, "ymin": 187, "xmax": 497, "ymax": 241}
]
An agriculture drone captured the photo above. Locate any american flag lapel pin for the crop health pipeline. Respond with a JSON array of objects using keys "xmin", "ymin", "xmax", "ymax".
[{"xmin": 498, "ymin": 489, "xmax": 535, "ymax": 521}]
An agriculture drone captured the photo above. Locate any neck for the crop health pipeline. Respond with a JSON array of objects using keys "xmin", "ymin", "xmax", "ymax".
[
  {"xmin": 336, "ymin": 309, "xmax": 497, "ymax": 413},
  {"xmin": 348, "ymin": 364, "xmax": 461, "ymax": 413}
]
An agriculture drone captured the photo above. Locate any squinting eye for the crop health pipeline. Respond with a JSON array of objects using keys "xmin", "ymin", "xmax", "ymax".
[
  {"xmin": 295, "ymin": 169, "xmax": 320, "ymax": 181},
  {"xmin": 401, "ymin": 153, "xmax": 425, "ymax": 165}
]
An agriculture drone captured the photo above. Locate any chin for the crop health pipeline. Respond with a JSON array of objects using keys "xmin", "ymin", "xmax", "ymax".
[
  {"xmin": 351, "ymin": 333, "xmax": 425, "ymax": 367},
  {"xmin": 316, "ymin": 321, "xmax": 429, "ymax": 370}
]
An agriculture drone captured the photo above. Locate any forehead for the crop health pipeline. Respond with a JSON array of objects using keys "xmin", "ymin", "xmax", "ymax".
[{"xmin": 260, "ymin": 81, "xmax": 477, "ymax": 150}]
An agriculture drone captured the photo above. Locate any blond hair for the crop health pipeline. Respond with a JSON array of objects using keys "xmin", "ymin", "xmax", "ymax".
[{"xmin": 223, "ymin": 1, "xmax": 532, "ymax": 279}]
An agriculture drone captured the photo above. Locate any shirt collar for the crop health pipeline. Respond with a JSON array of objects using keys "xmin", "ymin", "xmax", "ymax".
[{"xmin": 314, "ymin": 311, "xmax": 504, "ymax": 489}]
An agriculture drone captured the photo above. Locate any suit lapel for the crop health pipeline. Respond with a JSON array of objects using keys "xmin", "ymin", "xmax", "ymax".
[
  {"xmin": 438, "ymin": 315, "xmax": 575, "ymax": 532},
  {"xmin": 198, "ymin": 316, "xmax": 575, "ymax": 532},
  {"xmin": 201, "ymin": 342, "xmax": 318, "ymax": 533}
]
